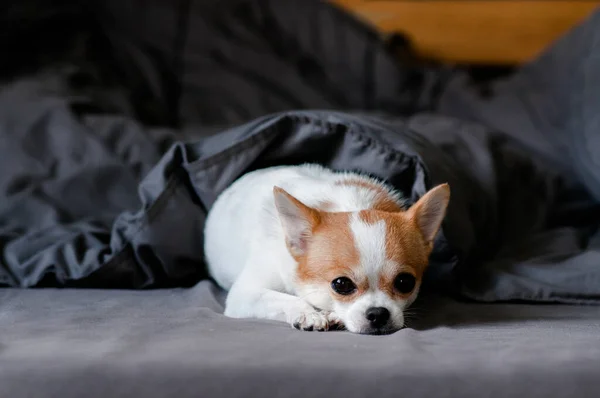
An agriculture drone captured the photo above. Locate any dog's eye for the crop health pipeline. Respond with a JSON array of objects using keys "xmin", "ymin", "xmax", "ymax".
[
  {"xmin": 331, "ymin": 277, "xmax": 357, "ymax": 295},
  {"xmin": 394, "ymin": 273, "xmax": 416, "ymax": 294}
]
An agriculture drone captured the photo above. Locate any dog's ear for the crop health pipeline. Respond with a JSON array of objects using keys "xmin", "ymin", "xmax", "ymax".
[
  {"xmin": 273, "ymin": 186, "xmax": 321, "ymax": 257},
  {"xmin": 406, "ymin": 183, "xmax": 450, "ymax": 245}
]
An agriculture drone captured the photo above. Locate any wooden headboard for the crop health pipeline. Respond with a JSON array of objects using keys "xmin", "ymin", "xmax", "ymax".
[{"xmin": 331, "ymin": 1, "xmax": 600, "ymax": 65}]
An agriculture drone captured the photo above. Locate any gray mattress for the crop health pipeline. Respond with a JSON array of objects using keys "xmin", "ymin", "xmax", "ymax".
[
  {"xmin": 1, "ymin": 283, "xmax": 600, "ymax": 398},
  {"xmin": 3, "ymin": 1, "xmax": 600, "ymax": 397}
]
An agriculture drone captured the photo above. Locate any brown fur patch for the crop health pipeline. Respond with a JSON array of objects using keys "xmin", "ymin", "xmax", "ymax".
[
  {"xmin": 296, "ymin": 212, "xmax": 369, "ymax": 303},
  {"xmin": 335, "ymin": 178, "xmax": 403, "ymax": 213},
  {"xmin": 296, "ymin": 209, "xmax": 430, "ymax": 303}
]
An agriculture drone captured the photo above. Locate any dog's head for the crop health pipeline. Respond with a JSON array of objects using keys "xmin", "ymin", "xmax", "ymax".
[{"xmin": 273, "ymin": 183, "xmax": 450, "ymax": 335}]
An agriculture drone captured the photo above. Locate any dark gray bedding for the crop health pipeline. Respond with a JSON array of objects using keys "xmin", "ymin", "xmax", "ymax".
[
  {"xmin": 2, "ymin": 0, "xmax": 600, "ymax": 303},
  {"xmin": 2, "ymin": 0, "xmax": 600, "ymax": 396}
]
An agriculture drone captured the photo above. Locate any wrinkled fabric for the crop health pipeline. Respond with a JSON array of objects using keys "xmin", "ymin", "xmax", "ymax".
[{"xmin": 1, "ymin": 0, "xmax": 600, "ymax": 308}]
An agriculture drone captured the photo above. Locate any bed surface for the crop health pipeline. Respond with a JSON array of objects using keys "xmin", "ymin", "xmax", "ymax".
[{"xmin": 2, "ymin": 284, "xmax": 599, "ymax": 398}]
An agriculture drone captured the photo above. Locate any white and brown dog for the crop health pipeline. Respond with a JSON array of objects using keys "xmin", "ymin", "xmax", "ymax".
[{"xmin": 204, "ymin": 164, "xmax": 450, "ymax": 335}]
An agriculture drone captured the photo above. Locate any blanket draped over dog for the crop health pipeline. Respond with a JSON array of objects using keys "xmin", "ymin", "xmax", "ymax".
[{"xmin": 2, "ymin": 0, "xmax": 600, "ymax": 304}]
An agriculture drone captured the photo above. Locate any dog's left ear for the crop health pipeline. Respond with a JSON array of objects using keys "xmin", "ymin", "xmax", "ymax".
[
  {"xmin": 406, "ymin": 183, "xmax": 450, "ymax": 245},
  {"xmin": 273, "ymin": 186, "xmax": 321, "ymax": 257}
]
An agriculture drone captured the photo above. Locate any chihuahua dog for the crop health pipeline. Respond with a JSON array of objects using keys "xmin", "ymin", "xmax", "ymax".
[{"xmin": 204, "ymin": 164, "xmax": 450, "ymax": 335}]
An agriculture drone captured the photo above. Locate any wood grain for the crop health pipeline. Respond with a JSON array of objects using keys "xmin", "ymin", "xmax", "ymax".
[{"xmin": 331, "ymin": 1, "xmax": 600, "ymax": 64}]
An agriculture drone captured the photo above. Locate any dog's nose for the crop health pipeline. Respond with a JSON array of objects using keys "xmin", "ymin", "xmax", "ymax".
[{"xmin": 365, "ymin": 307, "xmax": 390, "ymax": 328}]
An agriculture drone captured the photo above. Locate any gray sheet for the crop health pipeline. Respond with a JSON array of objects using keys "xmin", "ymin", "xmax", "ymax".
[{"xmin": 1, "ymin": 284, "xmax": 599, "ymax": 398}]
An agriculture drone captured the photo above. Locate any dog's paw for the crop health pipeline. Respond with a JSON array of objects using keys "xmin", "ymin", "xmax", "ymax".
[
  {"xmin": 326, "ymin": 311, "xmax": 345, "ymax": 331},
  {"xmin": 291, "ymin": 310, "xmax": 344, "ymax": 332},
  {"xmin": 292, "ymin": 310, "xmax": 330, "ymax": 331}
]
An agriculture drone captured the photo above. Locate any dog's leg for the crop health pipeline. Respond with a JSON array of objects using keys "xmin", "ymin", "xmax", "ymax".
[{"xmin": 224, "ymin": 280, "xmax": 339, "ymax": 331}]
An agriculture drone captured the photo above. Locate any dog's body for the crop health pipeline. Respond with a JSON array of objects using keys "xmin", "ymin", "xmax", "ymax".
[{"xmin": 204, "ymin": 164, "xmax": 450, "ymax": 334}]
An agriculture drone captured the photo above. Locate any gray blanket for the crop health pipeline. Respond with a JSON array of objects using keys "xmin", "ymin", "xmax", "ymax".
[{"xmin": 2, "ymin": 0, "xmax": 600, "ymax": 304}]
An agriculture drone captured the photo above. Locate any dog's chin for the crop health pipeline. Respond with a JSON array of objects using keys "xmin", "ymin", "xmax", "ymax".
[
  {"xmin": 360, "ymin": 328, "xmax": 400, "ymax": 336},
  {"xmin": 346, "ymin": 324, "xmax": 402, "ymax": 335}
]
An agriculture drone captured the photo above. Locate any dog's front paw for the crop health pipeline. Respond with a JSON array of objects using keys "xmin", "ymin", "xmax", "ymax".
[
  {"xmin": 292, "ymin": 310, "xmax": 330, "ymax": 331},
  {"xmin": 326, "ymin": 311, "xmax": 345, "ymax": 331},
  {"xmin": 291, "ymin": 310, "xmax": 343, "ymax": 332}
]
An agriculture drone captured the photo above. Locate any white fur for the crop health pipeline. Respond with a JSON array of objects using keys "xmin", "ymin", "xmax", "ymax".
[
  {"xmin": 350, "ymin": 213, "xmax": 387, "ymax": 287},
  {"xmin": 334, "ymin": 291, "xmax": 404, "ymax": 334},
  {"xmin": 203, "ymin": 164, "xmax": 405, "ymax": 332}
]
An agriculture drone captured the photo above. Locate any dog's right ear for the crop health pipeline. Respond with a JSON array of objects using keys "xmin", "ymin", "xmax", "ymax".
[{"xmin": 273, "ymin": 186, "xmax": 321, "ymax": 257}]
